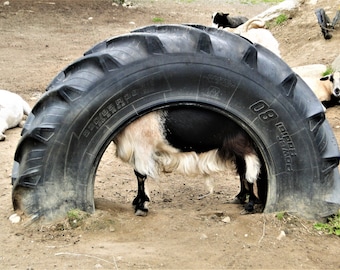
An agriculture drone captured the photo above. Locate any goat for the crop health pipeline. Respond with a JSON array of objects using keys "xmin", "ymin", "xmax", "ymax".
[
  {"xmin": 319, "ymin": 71, "xmax": 340, "ymax": 107},
  {"xmin": 212, "ymin": 12, "xmax": 248, "ymax": 28},
  {"xmin": 0, "ymin": 89, "xmax": 31, "ymax": 141},
  {"xmin": 292, "ymin": 65, "xmax": 340, "ymax": 108},
  {"xmin": 238, "ymin": 27, "xmax": 281, "ymax": 57},
  {"xmin": 114, "ymin": 107, "xmax": 262, "ymax": 216},
  {"xmin": 315, "ymin": 8, "xmax": 340, "ymax": 40},
  {"xmin": 213, "ymin": 18, "xmax": 281, "ymax": 57}
]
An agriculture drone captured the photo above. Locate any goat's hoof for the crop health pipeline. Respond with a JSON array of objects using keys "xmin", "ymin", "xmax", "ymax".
[
  {"xmin": 322, "ymin": 31, "xmax": 332, "ymax": 40},
  {"xmin": 244, "ymin": 202, "xmax": 255, "ymax": 212},
  {"xmin": 240, "ymin": 204, "xmax": 255, "ymax": 215},
  {"xmin": 197, "ymin": 192, "xmax": 211, "ymax": 200},
  {"xmin": 135, "ymin": 209, "xmax": 148, "ymax": 216},
  {"xmin": 134, "ymin": 200, "xmax": 149, "ymax": 216},
  {"xmin": 324, "ymin": 33, "xmax": 332, "ymax": 39},
  {"xmin": 240, "ymin": 209, "xmax": 254, "ymax": 215}
]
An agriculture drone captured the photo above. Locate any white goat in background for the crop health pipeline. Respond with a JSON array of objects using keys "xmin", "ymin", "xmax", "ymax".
[
  {"xmin": 211, "ymin": 17, "xmax": 281, "ymax": 57},
  {"xmin": 292, "ymin": 65, "xmax": 340, "ymax": 108},
  {"xmin": 0, "ymin": 89, "xmax": 31, "ymax": 141}
]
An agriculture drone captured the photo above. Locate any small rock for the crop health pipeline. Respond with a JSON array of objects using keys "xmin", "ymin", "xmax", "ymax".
[
  {"xmin": 9, "ymin": 213, "xmax": 20, "ymax": 224},
  {"xmin": 308, "ymin": 0, "xmax": 318, "ymax": 5},
  {"xmin": 277, "ymin": 230, "xmax": 286, "ymax": 240},
  {"xmin": 123, "ymin": 2, "xmax": 136, "ymax": 8},
  {"xmin": 200, "ymin": 233, "xmax": 208, "ymax": 240},
  {"xmin": 3, "ymin": 1, "xmax": 10, "ymax": 6},
  {"xmin": 222, "ymin": 216, "xmax": 231, "ymax": 223}
]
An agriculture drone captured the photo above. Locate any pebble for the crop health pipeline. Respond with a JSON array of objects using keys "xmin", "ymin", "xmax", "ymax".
[
  {"xmin": 200, "ymin": 233, "xmax": 208, "ymax": 240},
  {"xmin": 277, "ymin": 230, "xmax": 286, "ymax": 240},
  {"xmin": 9, "ymin": 213, "xmax": 21, "ymax": 224},
  {"xmin": 222, "ymin": 216, "xmax": 231, "ymax": 223}
]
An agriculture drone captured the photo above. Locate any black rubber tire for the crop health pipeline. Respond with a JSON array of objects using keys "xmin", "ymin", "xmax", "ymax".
[{"xmin": 12, "ymin": 24, "xmax": 340, "ymax": 221}]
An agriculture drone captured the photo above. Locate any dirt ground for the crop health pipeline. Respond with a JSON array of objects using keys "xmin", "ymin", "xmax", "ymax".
[{"xmin": 1, "ymin": 0, "xmax": 340, "ymax": 269}]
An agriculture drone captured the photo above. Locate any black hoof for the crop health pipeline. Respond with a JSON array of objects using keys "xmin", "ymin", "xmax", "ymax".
[
  {"xmin": 244, "ymin": 201, "xmax": 255, "ymax": 212},
  {"xmin": 135, "ymin": 208, "xmax": 148, "ymax": 216},
  {"xmin": 133, "ymin": 195, "xmax": 150, "ymax": 216},
  {"xmin": 322, "ymin": 30, "xmax": 332, "ymax": 39}
]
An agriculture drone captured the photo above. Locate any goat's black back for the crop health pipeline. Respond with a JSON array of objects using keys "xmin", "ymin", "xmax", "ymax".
[{"xmin": 163, "ymin": 107, "xmax": 248, "ymax": 153}]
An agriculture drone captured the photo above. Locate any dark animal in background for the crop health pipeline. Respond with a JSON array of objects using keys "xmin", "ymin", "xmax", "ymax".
[
  {"xmin": 212, "ymin": 12, "xmax": 248, "ymax": 28},
  {"xmin": 114, "ymin": 107, "xmax": 263, "ymax": 216},
  {"xmin": 315, "ymin": 8, "xmax": 340, "ymax": 39}
]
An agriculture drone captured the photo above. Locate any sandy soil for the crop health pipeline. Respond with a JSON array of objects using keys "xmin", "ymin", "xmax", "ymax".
[{"xmin": 1, "ymin": 0, "xmax": 340, "ymax": 269}]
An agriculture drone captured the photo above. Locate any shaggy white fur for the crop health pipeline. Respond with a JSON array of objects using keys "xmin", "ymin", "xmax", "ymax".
[
  {"xmin": 114, "ymin": 111, "xmax": 261, "ymax": 182},
  {"xmin": 218, "ymin": 18, "xmax": 281, "ymax": 57},
  {"xmin": 0, "ymin": 89, "xmax": 31, "ymax": 141}
]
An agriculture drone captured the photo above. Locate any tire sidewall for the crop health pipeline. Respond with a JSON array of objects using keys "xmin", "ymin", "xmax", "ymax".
[{"xmin": 46, "ymin": 54, "xmax": 321, "ymax": 209}]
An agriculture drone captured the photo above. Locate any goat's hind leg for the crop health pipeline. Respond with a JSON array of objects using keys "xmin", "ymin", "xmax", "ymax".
[
  {"xmin": 132, "ymin": 170, "xmax": 150, "ymax": 216},
  {"xmin": 233, "ymin": 176, "xmax": 248, "ymax": 204},
  {"xmin": 243, "ymin": 182, "xmax": 261, "ymax": 213},
  {"xmin": 237, "ymin": 178, "xmax": 260, "ymax": 214},
  {"xmin": 231, "ymin": 157, "xmax": 249, "ymax": 204},
  {"xmin": 234, "ymin": 157, "xmax": 260, "ymax": 213}
]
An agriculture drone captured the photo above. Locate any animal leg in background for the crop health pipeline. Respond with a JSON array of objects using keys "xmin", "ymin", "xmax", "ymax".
[{"xmin": 315, "ymin": 8, "xmax": 333, "ymax": 39}]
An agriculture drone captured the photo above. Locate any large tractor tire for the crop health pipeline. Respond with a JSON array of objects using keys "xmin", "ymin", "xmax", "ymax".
[{"xmin": 12, "ymin": 24, "xmax": 340, "ymax": 221}]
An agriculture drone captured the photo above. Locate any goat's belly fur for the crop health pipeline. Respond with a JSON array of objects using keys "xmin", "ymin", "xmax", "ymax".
[{"xmin": 114, "ymin": 108, "xmax": 260, "ymax": 183}]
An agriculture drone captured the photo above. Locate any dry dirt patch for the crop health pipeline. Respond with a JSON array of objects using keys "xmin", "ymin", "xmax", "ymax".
[{"xmin": 1, "ymin": 0, "xmax": 340, "ymax": 269}]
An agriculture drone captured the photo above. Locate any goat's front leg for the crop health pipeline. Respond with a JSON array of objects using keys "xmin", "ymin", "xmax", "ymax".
[{"xmin": 132, "ymin": 170, "xmax": 150, "ymax": 216}]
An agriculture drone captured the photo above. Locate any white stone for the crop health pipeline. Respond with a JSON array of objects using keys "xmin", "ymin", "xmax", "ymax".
[{"xmin": 9, "ymin": 213, "xmax": 21, "ymax": 224}]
